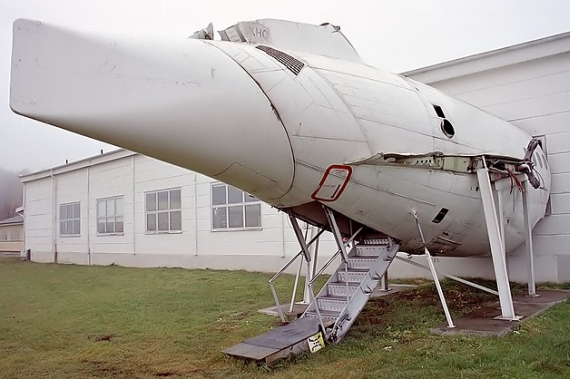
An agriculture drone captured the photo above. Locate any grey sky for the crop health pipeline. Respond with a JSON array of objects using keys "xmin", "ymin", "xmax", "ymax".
[{"xmin": 1, "ymin": 0, "xmax": 569, "ymax": 173}]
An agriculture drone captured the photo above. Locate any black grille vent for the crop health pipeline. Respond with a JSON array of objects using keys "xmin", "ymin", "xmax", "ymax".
[{"xmin": 255, "ymin": 45, "xmax": 304, "ymax": 75}]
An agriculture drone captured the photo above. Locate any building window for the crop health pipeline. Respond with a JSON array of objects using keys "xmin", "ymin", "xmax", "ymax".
[
  {"xmin": 145, "ymin": 188, "xmax": 182, "ymax": 233},
  {"xmin": 0, "ymin": 231, "xmax": 6, "ymax": 241},
  {"xmin": 10, "ymin": 230, "xmax": 20, "ymax": 241},
  {"xmin": 97, "ymin": 196, "xmax": 124, "ymax": 235},
  {"xmin": 60, "ymin": 202, "xmax": 80, "ymax": 236},
  {"xmin": 211, "ymin": 183, "xmax": 261, "ymax": 230}
]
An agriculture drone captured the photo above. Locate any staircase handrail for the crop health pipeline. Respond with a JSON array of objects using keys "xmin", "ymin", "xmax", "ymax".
[
  {"xmin": 269, "ymin": 251, "xmax": 303, "ymax": 322},
  {"xmin": 309, "ymin": 226, "xmax": 363, "ymax": 286},
  {"xmin": 269, "ymin": 228, "xmax": 326, "ymax": 322},
  {"xmin": 268, "ymin": 228, "xmax": 325, "ymax": 284}
]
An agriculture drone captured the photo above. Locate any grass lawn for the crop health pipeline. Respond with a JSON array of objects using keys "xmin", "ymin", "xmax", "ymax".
[{"xmin": 1, "ymin": 257, "xmax": 570, "ymax": 379}]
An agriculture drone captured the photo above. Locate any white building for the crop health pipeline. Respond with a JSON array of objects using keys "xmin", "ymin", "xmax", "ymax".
[
  {"xmin": 0, "ymin": 214, "xmax": 24, "ymax": 254},
  {"xmin": 21, "ymin": 32, "xmax": 570, "ymax": 282},
  {"xmin": 21, "ymin": 149, "xmax": 337, "ymax": 272}
]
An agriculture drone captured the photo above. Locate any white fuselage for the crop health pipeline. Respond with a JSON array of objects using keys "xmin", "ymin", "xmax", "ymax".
[{"xmin": 9, "ymin": 19, "xmax": 551, "ymax": 257}]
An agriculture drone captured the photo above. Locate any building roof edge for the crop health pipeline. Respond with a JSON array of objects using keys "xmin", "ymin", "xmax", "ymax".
[
  {"xmin": 20, "ymin": 149, "xmax": 137, "ymax": 182},
  {"xmin": 402, "ymin": 31, "xmax": 570, "ymax": 83}
]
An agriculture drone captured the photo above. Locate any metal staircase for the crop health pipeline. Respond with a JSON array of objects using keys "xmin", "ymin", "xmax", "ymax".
[
  {"xmin": 223, "ymin": 206, "xmax": 399, "ymax": 364},
  {"xmin": 303, "ymin": 238, "xmax": 399, "ymax": 342}
]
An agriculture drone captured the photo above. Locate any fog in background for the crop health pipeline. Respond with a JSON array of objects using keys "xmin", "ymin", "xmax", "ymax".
[{"xmin": 0, "ymin": 168, "xmax": 26, "ymax": 220}]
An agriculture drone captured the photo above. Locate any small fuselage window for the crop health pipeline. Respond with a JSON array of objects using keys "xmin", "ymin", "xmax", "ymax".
[{"xmin": 433, "ymin": 104, "xmax": 455, "ymax": 139}]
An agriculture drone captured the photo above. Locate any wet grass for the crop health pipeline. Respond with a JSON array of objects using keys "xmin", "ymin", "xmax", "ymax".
[{"xmin": 1, "ymin": 257, "xmax": 570, "ymax": 379}]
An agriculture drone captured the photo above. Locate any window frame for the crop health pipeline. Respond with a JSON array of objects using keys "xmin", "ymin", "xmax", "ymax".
[
  {"xmin": 144, "ymin": 188, "xmax": 182, "ymax": 234},
  {"xmin": 96, "ymin": 196, "xmax": 125, "ymax": 236},
  {"xmin": 59, "ymin": 201, "xmax": 81, "ymax": 237},
  {"xmin": 211, "ymin": 182, "xmax": 262, "ymax": 231}
]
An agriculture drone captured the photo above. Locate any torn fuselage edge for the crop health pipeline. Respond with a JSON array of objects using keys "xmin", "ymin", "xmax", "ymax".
[{"xmin": 346, "ymin": 152, "xmax": 534, "ymax": 179}]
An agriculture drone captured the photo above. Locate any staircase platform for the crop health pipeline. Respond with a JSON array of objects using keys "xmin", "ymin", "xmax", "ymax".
[{"xmin": 222, "ymin": 317, "xmax": 323, "ymax": 365}]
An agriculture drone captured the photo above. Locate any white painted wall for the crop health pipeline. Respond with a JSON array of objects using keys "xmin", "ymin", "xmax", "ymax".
[
  {"xmin": 22, "ymin": 177, "xmax": 54, "ymax": 259},
  {"xmin": 22, "ymin": 151, "xmax": 336, "ymax": 273},
  {"xmin": 401, "ymin": 35, "xmax": 570, "ymax": 283}
]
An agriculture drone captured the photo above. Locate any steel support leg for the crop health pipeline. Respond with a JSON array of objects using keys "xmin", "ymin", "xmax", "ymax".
[
  {"xmin": 476, "ymin": 167, "xmax": 519, "ymax": 320},
  {"xmin": 323, "ymin": 206, "xmax": 349, "ymax": 262},
  {"xmin": 287, "ymin": 210, "xmax": 316, "ymax": 311},
  {"xmin": 289, "ymin": 256, "xmax": 304, "ymax": 312},
  {"xmin": 522, "ymin": 181, "xmax": 537, "ymax": 296},
  {"xmin": 379, "ymin": 271, "xmax": 391, "ymax": 292},
  {"xmin": 425, "ymin": 250, "xmax": 455, "ymax": 328},
  {"xmin": 411, "ymin": 209, "xmax": 454, "ymax": 328},
  {"xmin": 304, "ymin": 226, "xmax": 321, "ymax": 304},
  {"xmin": 494, "ymin": 185, "xmax": 507, "ymax": 258},
  {"xmin": 287, "ymin": 210, "xmax": 312, "ymax": 263}
]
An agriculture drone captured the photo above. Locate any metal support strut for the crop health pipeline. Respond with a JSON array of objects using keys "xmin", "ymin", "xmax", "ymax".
[
  {"xmin": 476, "ymin": 164, "xmax": 519, "ymax": 320},
  {"xmin": 522, "ymin": 180, "xmax": 537, "ymax": 296},
  {"xmin": 288, "ymin": 210, "xmax": 312, "ymax": 263},
  {"xmin": 323, "ymin": 206, "xmax": 349, "ymax": 263},
  {"xmin": 411, "ymin": 209, "xmax": 455, "ymax": 328}
]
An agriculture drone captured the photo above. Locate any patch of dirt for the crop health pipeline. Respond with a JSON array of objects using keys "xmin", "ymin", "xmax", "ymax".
[
  {"xmin": 88, "ymin": 333, "xmax": 116, "ymax": 342},
  {"xmin": 155, "ymin": 371, "xmax": 178, "ymax": 377},
  {"xmin": 391, "ymin": 283, "xmax": 497, "ymax": 313},
  {"xmin": 354, "ymin": 281, "xmax": 500, "ymax": 331}
]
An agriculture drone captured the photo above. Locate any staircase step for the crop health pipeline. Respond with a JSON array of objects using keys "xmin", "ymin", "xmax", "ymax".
[
  {"xmin": 304, "ymin": 309, "xmax": 340, "ymax": 323},
  {"xmin": 345, "ymin": 257, "xmax": 377, "ymax": 270},
  {"xmin": 337, "ymin": 269, "xmax": 368, "ymax": 283},
  {"xmin": 362, "ymin": 238, "xmax": 390, "ymax": 245},
  {"xmin": 317, "ymin": 296, "xmax": 348, "ymax": 312},
  {"xmin": 355, "ymin": 244, "xmax": 389, "ymax": 257},
  {"xmin": 327, "ymin": 282, "xmax": 360, "ymax": 297}
]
